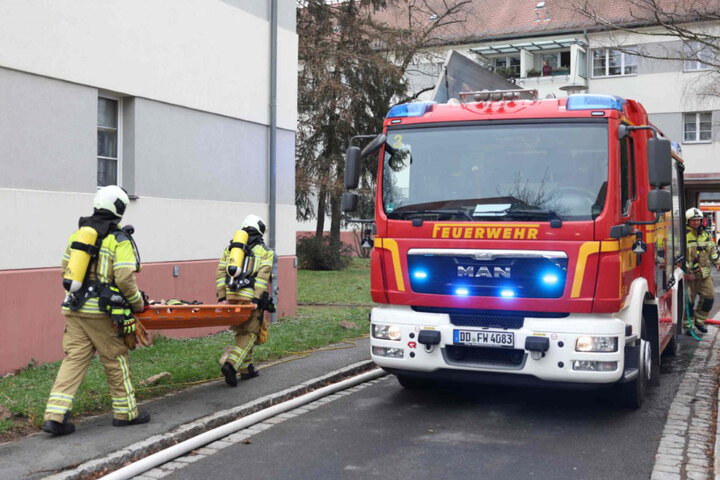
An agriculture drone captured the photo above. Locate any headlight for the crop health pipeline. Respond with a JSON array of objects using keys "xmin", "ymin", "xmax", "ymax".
[
  {"xmin": 372, "ymin": 324, "xmax": 402, "ymax": 341},
  {"xmin": 575, "ymin": 336, "xmax": 618, "ymax": 352}
]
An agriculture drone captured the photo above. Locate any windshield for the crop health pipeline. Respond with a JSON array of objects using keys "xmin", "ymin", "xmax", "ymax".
[{"xmin": 382, "ymin": 122, "xmax": 609, "ymax": 222}]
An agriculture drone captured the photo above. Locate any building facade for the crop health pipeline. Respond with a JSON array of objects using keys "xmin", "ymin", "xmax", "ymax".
[
  {"xmin": 0, "ymin": 0, "xmax": 298, "ymax": 373},
  {"xmin": 396, "ymin": 1, "xmax": 720, "ymax": 200}
]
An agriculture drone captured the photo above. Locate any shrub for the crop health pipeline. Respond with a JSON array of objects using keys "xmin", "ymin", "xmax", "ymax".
[{"xmin": 297, "ymin": 235, "xmax": 353, "ymax": 270}]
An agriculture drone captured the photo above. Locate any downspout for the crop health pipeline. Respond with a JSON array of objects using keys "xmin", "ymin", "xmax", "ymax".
[
  {"xmin": 584, "ymin": 29, "xmax": 589, "ymax": 91},
  {"xmin": 270, "ymin": 0, "xmax": 278, "ymax": 321}
]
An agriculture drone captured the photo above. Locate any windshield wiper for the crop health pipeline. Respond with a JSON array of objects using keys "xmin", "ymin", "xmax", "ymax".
[
  {"xmin": 500, "ymin": 209, "xmax": 563, "ymax": 222},
  {"xmin": 388, "ymin": 209, "xmax": 474, "ymax": 221}
]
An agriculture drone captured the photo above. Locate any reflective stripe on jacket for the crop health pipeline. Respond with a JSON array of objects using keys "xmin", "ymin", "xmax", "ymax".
[
  {"xmin": 686, "ymin": 226, "xmax": 720, "ymax": 279},
  {"xmin": 216, "ymin": 244, "xmax": 274, "ymax": 301},
  {"xmin": 61, "ymin": 229, "xmax": 143, "ymax": 316}
]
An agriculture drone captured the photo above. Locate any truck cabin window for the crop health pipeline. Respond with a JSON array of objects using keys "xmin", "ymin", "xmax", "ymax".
[{"xmin": 382, "ymin": 123, "xmax": 609, "ymax": 222}]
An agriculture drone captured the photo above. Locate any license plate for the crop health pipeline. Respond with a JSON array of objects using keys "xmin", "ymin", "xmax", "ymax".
[{"xmin": 453, "ymin": 329, "xmax": 514, "ymax": 348}]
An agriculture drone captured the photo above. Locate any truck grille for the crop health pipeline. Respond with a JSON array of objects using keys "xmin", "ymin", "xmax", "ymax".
[
  {"xmin": 407, "ymin": 249, "xmax": 568, "ymax": 299},
  {"xmin": 449, "ymin": 314, "xmax": 524, "ymax": 329},
  {"xmin": 444, "ymin": 345, "xmax": 526, "ymax": 368}
]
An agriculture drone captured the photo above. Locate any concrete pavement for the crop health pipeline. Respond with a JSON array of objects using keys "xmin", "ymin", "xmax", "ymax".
[
  {"xmin": 2, "ymin": 309, "xmax": 720, "ymax": 479},
  {"xmin": 0, "ymin": 338, "xmax": 373, "ymax": 480}
]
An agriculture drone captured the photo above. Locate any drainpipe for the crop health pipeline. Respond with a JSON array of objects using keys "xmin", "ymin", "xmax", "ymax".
[{"xmin": 270, "ymin": 0, "xmax": 278, "ymax": 321}]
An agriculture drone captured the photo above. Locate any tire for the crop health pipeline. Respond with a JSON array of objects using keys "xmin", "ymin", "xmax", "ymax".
[
  {"xmin": 396, "ymin": 375, "xmax": 428, "ymax": 390},
  {"xmin": 618, "ymin": 322, "xmax": 651, "ymax": 409}
]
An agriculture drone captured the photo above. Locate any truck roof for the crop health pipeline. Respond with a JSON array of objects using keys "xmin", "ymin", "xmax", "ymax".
[{"xmin": 384, "ymin": 93, "xmax": 639, "ymax": 126}]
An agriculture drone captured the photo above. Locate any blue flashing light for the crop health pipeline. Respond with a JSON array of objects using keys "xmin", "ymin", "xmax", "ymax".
[
  {"xmin": 455, "ymin": 287, "xmax": 470, "ymax": 297},
  {"xmin": 386, "ymin": 101, "xmax": 435, "ymax": 119},
  {"xmin": 566, "ymin": 94, "xmax": 626, "ymax": 112},
  {"xmin": 413, "ymin": 270, "xmax": 428, "ymax": 280},
  {"xmin": 542, "ymin": 274, "xmax": 559, "ymax": 285},
  {"xmin": 500, "ymin": 289, "xmax": 516, "ymax": 298}
]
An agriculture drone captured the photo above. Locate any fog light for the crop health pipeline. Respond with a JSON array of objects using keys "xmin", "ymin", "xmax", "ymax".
[
  {"xmin": 575, "ymin": 336, "xmax": 618, "ymax": 352},
  {"xmin": 372, "ymin": 324, "xmax": 402, "ymax": 341},
  {"xmin": 572, "ymin": 360, "xmax": 618, "ymax": 372},
  {"xmin": 372, "ymin": 346, "xmax": 404, "ymax": 358}
]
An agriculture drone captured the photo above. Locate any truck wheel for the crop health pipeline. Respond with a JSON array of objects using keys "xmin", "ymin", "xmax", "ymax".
[
  {"xmin": 618, "ymin": 326, "xmax": 651, "ymax": 409},
  {"xmin": 397, "ymin": 375, "xmax": 427, "ymax": 390}
]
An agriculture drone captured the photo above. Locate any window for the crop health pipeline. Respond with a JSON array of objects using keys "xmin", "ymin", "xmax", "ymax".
[
  {"xmin": 592, "ymin": 48, "xmax": 637, "ymax": 77},
  {"xmin": 97, "ymin": 97, "xmax": 120, "ymax": 186},
  {"xmin": 684, "ymin": 41, "xmax": 713, "ymax": 71},
  {"xmin": 683, "ymin": 112, "xmax": 712, "ymax": 143},
  {"xmin": 493, "ymin": 56, "xmax": 520, "ymax": 76},
  {"xmin": 619, "ymin": 135, "xmax": 636, "ymax": 215}
]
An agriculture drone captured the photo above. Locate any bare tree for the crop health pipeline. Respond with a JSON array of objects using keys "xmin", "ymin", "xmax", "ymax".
[
  {"xmin": 296, "ymin": 0, "xmax": 472, "ymax": 244},
  {"xmin": 571, "ymin": 0, "xmax": 720, "ymax": 96}
]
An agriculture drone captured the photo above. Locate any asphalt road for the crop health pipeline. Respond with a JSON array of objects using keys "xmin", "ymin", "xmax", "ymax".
[{"xmin": 164, "ymin": 338, "xmax": 698, "ymax": 480}]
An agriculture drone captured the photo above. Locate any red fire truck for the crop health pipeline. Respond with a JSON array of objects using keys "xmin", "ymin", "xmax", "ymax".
[{"xmin": 343, "ymin": 91, "xmax": 686, "ymax": 408}]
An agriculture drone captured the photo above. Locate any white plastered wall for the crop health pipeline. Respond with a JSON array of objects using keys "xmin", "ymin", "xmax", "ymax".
[
  {"xmin": 0, "ymin": 0, "xmax": 297, "ymax": 131},
  {"xmin": 0, "ymin": 189, "xmax": 296, "ymax": 270}
]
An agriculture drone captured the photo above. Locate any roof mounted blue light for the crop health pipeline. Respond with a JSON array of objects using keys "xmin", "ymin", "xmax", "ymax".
[
  {"xmin": 566, "ymin": 94, "xmax": 626, "ymax": 112},
  {"xmin": 386, "ymin": 101, "xmax": 435, "ymax": 119}
]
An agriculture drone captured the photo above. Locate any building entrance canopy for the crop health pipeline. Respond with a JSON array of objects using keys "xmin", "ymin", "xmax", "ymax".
[{"xmin": 471, "ymin": 38, "xmax": 586, "ymax": 55}]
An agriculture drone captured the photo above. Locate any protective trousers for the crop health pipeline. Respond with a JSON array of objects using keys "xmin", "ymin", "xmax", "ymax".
[
  {"xmin": 685, "ymin": 276, "xmax": 715, "ymax": 328},
  {"xmin": 226, "ymin": 299, "xmax": 262, "ymax": 374},
  {"xmin": 44, "ymin": 313, "xmax": 139, "ymax": 423}
]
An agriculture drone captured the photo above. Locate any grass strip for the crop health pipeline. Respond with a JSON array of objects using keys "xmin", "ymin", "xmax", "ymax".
[{"xmin": 0, "ymin": 258, "xmax": 372, "ymax": 435}]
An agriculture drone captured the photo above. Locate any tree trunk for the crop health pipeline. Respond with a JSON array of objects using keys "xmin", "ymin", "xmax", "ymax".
[
  {"xmin": 315, "ymin": 186, "xmax": 327, "ymax": 237},
  {"xmin": 329, "ymin": 192, "xmax": 342, "ymax": 243}
]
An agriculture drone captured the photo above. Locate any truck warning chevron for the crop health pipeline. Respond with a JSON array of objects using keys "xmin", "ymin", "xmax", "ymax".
[{"xmin": 343, "ymin": 91, "xmax": 685, "ymax": 408}]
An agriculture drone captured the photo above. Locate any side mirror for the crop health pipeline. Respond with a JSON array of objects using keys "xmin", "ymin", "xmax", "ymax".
[
  {"xmin": 647, "ymin": 137, "xmax": 672, "ymax": 187},
  {"xmin": 618, "ymin": 124, "xmax": 631, "ymax": 140},
  {"xmin": 341, "ymin": 192, "xmax": 358, "ymax": 212},
  {"xmin": 647, "ymin": 189, "xmax": 671, "ymax": 213},
  {"xmin": 360, "ymin": 134, "xmax": 387, "ymax": 157},
  {"xmin": 344, "ymin": 147, "xmax": 361, "ymax": 190}
]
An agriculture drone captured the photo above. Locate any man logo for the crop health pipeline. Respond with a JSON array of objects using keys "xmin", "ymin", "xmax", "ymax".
[{"xmin": 457, "ymin": 266, "xmax": 511, "ymax": 279}]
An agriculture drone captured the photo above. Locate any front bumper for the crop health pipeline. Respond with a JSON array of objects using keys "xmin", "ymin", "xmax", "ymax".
[{"xmin": 370, "ymin": 305, "xmax": 628, "ymax": 384}]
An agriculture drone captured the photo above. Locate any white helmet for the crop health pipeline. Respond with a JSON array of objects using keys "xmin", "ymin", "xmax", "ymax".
[
  {"xmin": 94, "ymin": 185, "xmax": 129, "ymax": 218},
  {"xmin": 686, "ymin": 207, "xmax": 703, "ymax": 222},
  {"xmin": 241, "ymin": 214, "xmax": 266, "ymax": 235}
]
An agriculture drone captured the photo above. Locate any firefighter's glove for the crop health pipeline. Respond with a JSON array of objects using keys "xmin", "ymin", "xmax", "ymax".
[
  {"xmin": 123, "ymin": 314, "xmax": 136, "ymax": 335},
  {"xmin": 253, "ymin": 292, "xmax": 276, "ymax": 313}
]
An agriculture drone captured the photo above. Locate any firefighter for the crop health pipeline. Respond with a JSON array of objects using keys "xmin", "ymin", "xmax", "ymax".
[
  {"xmin": 42, "ymin": 186, "xmax": 150, "ymax": 436},
  {"xmin": 684, "ymin": 207, "xmax": 720, "ymax": 335},
  {"xmin": 217, "ymin": 215, "xmax": 275, "ymax": 387}
]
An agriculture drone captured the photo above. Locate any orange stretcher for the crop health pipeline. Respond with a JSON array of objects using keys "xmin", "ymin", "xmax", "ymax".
[{"xmin": 135, "ymin": 304, "xmax": 254, "ymax": 330}]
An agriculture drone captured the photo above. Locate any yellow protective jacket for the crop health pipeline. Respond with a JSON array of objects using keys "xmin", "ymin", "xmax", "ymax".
[
  {"xmin": 686, "ymin": 226, "xmax": 720, "ymax": 279},
  {"xmin": 61, "ymin": 228, "xmax": 144, "ymax": 316},
  {"xmin": 216, "ymin": 243, "xmax": 274, "ymax": 302}
]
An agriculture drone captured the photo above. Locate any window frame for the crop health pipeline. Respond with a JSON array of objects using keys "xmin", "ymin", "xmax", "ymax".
[
  {"xmin": 97, "ymin": 95, "xmax": 123, "ymax": 188},
  {"xmin": 619, "ymin": 134, "xmax": 636, "ymax": 217},
  {"xmin": 591, "ymin": 48, "xmax": 638, "ymax": 78},
  {"xmin": 682, "ymin": 111, "xmax": 713, "ymax": 144},
  {"xmin": 683, "ymin": 41, "xmax": 713, "ymax": 72},
  {"xmin": 493, "ymin": 55, "xmax": 521, "ymax": 76}
]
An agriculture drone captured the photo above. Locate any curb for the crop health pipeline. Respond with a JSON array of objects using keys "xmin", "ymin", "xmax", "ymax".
[
  {"xmin": 651, "ymin": 326, "xmax": 719, "ymax": 480},
  {"xmin": 45, "ymin": 360, "xmax": 377, "ymax": 480}
]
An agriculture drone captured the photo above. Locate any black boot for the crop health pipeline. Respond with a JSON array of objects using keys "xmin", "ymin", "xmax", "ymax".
[
  {"xmin": 42, "ymin": 419, "xmax": 75, "ymax": 436},
  {"xmin": 696, "ymin": 324, "xmax": 708, "ymax": 334},
  {"xmin": 221, "ymin": 362, "xmax": 238, "ymax": 387},
  {"xmin": 240, "ymin": 363, "xmax": 259, "ymax": 380},
  {"xmin": 112, "ymin": 410, "xmax": 151, "ymax": 427}
]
